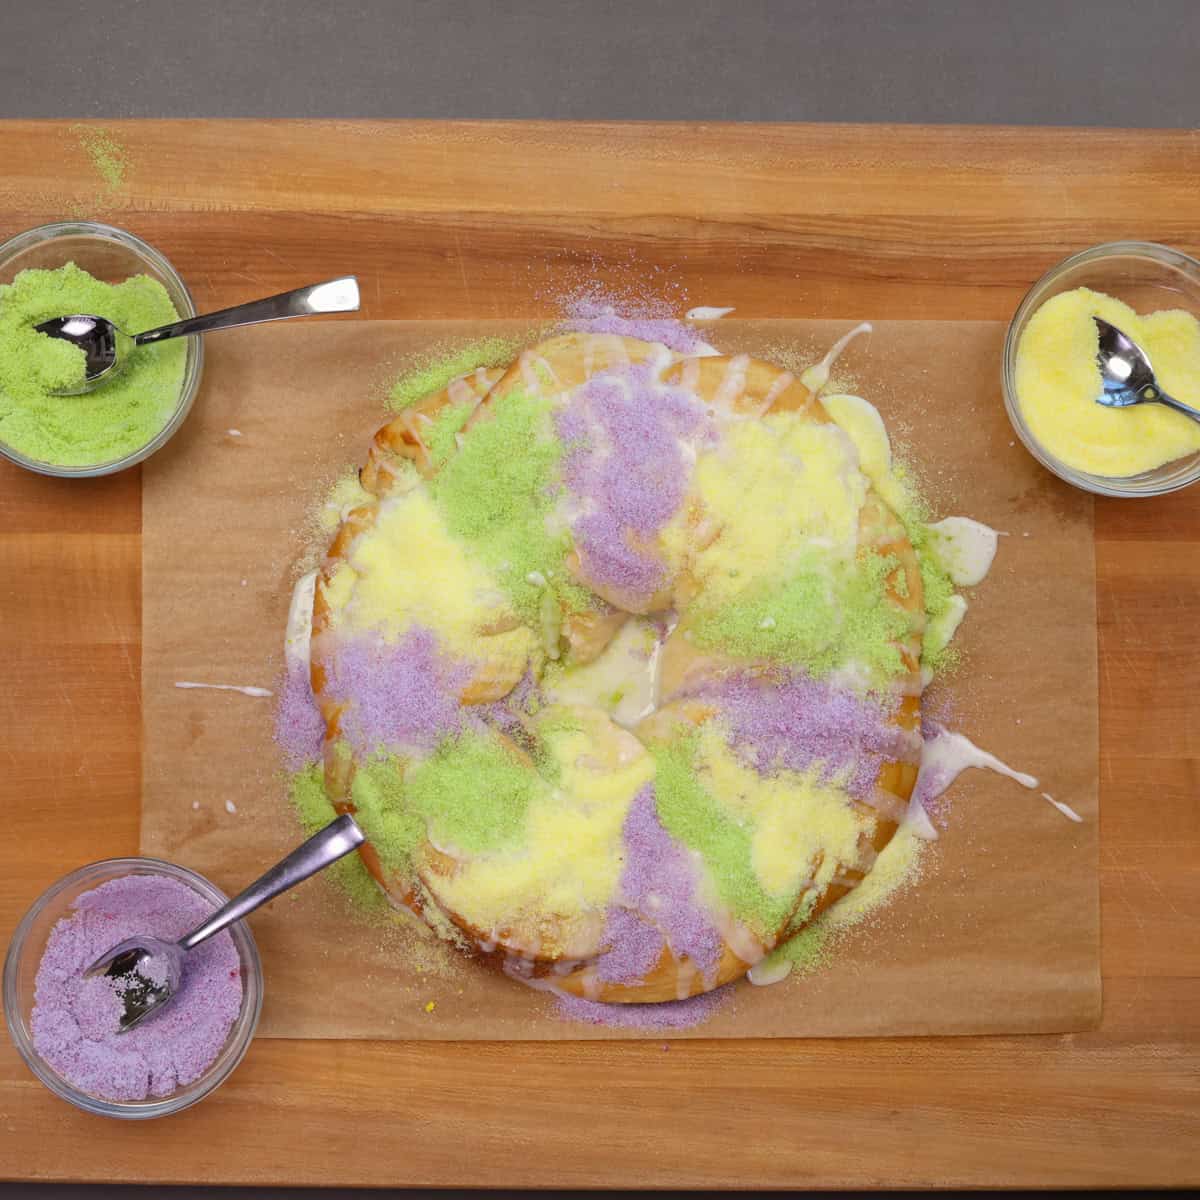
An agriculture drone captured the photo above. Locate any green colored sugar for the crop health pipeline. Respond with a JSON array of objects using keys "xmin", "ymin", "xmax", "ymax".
[
  {"xmin": 389, "ymin": 337, "xmax": 517, "ymax": 411},
  {"xmin": 761, "ymin": 826, "xmax": 927, "ymax": 976},
  {"xmin": 766, "ymin": 921, "xmax": 834, "ymax": 976},
  {"xmin": 404, "ymin": 732, "xmax": 543, "ymax": 853},
  {"xmin": 72, "ymin": 125, "xmax": 128, "ymax": 191},
  {"xmin": 651, "ymin": 735, "xmax": 790, "ymax": 936},
  {"xmin": 348, "ymin": 755, "xmax": 426, "ymax": 872},
  {"xmin": 346, "ymin": 732, "xmax": 541, "ymax": 875},
  {"xmin": 429, "ymin": 387, "xmax": 590, "ymax": 623},
  {"xmin": 289, "ymin": 764, "xmax": 386, "ymax": 912},
  {"xmin": 691, "ymin": 550, "xmax": 910, "ymax": 680},
  {"xmin": 424, "ymin": 400, "xmax": 474, "ymax": 471},
  {"xmin": 0, "ymin": 263, "xmax": 186, "ymax": 467},
  {"xmin": 893, "ymin": 491, "xmax": 960, "ymax": 675}
]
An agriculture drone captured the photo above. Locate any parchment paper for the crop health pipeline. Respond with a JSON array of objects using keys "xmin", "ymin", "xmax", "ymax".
[{"xmin": 142, "ymin": 320, "xmax": 1100, "ymax": 1040}]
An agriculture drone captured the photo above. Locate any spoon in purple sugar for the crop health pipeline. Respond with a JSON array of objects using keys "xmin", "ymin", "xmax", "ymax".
[{"xmin": 85, "ymin": 814, "xmax": 364, "ymax": 1033}]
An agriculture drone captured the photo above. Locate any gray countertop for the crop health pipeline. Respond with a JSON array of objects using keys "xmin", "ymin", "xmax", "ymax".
[
  {"xmin": 1, "ymin": 2, "xmax": 1196, "ymax": 1197},
  {"xmin": 2, "ymin": 0, "xmax": 1198, "ymax": 125}
]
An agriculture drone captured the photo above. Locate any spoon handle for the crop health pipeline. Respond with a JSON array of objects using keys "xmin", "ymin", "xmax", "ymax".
[
  {"xmin": 178, "ymin": 814, "xmax": 365, "ymax": 952},
  {"xmin": 1155, "ymin": 388, "xmax": 1200, "ymax": 424},
  {"xmin": 134, "ymin": 276, "xmax": 360, "ymax": 346}
]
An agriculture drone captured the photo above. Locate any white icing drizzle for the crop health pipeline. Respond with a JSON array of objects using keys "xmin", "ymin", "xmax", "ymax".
[
  {"xmin": 713, "ymin": 900, "xmax": 766, "ymax": 965},
  {"xmin": 713, "ymin": 353, "xmax": 750, "ymax": 409},
  {"xmin": 686, "ymin": 306, "xmax": 735, "ymax": 320},
  {"xmin": 928, "ymin": 517, "xmax": 1000, "ymax": 587},
  {"xmin": 747, "ymin": 957, "xmax": 793, "ymax": 987},
  {"xmin": 799, "ymin": 321, "xmax": 873, "ymax": 395},
  {"xmin": 285, "ymin": 569, "xmax": 318, "ymax": 672},
  {"xmin": 923, "ymin": 593, "xmax": 968, "ymax": 663},
  {"xmin": 903, "ymin": 728, "xmax": 1086, "ymax": 842},
  {"xmin": 543, "ymin": 617, "xmax": 664, "ymax": 729},
  {"xmin": 1042, "ymin": 792, "xmax": 1084, "ymax": 823},
  {"xmin": 174, "ymin": 681, "xmax": 273, "ymax": 698},
  {"xmin": 226, "ymin": 428, "xmax": 243, "ymax": 438}
]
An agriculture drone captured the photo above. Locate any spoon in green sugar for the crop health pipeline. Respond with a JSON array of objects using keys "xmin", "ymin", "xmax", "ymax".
[{"xmin": 36, "ymin": 275, "xmax": 360, "ymax": 396}]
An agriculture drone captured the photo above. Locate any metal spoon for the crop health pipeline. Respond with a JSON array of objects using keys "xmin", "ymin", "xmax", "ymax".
[
  {"xmin": 85, "ymin": 814, "xmax": 364, "ymax": 1033},
  {"xmin": 1094, "ymin": 316, "xmax": 1200, "ymax": 422},
  {"xmin": 36, "ymin": 275, "xmax": 361, "ymax": 396}
]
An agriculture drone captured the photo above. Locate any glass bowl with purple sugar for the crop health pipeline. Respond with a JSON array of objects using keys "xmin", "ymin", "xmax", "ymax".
[{"xmin": 3, "ymin": 857, "xmax": 262, "ymax": 1119}]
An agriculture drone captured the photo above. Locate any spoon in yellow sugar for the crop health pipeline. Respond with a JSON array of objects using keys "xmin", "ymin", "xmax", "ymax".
[{"xmin": 1094, "ymin": 317, "xmax": 1200, "ymax": 423}]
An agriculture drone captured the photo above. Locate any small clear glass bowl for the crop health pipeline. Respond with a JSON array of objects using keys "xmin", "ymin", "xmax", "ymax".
[
  {"xmin": 1002, "ymin": 241, "xmax": 1200, "ymax": 497},
  {"xmin": 0, "ymin": 220, "xmax": 203, "ymax": 478},
  {"xmin": 3, "ymin": 858, "xmax": 262, "ymax": 1120}
]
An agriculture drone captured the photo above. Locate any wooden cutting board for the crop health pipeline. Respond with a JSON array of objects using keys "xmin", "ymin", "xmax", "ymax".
[{"xmin": 1, "ymin": 121, "xmax": 1197, "ymax": 1188}]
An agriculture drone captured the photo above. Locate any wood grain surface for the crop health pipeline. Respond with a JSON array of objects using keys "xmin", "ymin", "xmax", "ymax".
[{"xmin": 0, "ymin": 121, "xmax": 1197, "ymax": 1188}]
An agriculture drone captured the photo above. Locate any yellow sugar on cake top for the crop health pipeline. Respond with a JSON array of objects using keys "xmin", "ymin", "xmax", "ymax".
[{"xmin": 691, "ymin": 723, "xmax": 870, "ymax": 901}]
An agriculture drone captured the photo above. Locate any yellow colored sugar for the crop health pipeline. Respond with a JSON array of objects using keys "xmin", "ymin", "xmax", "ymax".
[
  {"xmin": 318, "ymin": 470, "xmax": 374, "ymax": 534},
  {"xmin": 762, "ymin": 825, "xmax": 926, "ymax": 976},
  {"xmin": 1015, "ymin": 287, "xmax": 1200, "ymax": 476},
  {"xmin": 667, "ymin": 414, "xmax": 866, "ymax": 608},
  {"xmin": 430, "ymin": 712, "xmax": 647, "ymax": 953},
  {"xmin": 694, "ymin": 725, "xmax": 867, "ymax": 900},
  {"xmin": 328, "ymin": 488, "xmax": 535, "ymax": 674},
  {"xmin": 319, "ymin": 562, "xmax": 358, "ymax": 611},
  {"xmin": 819, "ymin": 392, "xmax": 910, "ymax": 514}
]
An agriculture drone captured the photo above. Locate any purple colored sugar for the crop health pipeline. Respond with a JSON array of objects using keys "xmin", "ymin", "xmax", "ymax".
[
  {"xmin": 564, "ymin": 296, "xmax": 706, "ymax": 354},
  {"xmin": 322, "ymin": 626, "xmax": 471, "ymax": 755},
  {"xmin": 30, "ymin": 874, "xmax": 242, "ymax": 1103},
  {"xmin": 274, "ymin": 661, "xmax": 325, "ymax": 769},
  {"xmin": 555, "ymin": 989, "xmax": 724, "ymax": 1030},
  {"xmin": 701, "ymin": 670, "xmax": 908, "ymax": 800},
  {"xmin": 558, "ymin": 364, "xmax": 709, "ymax": 605},
  {"xmin": 597, "ymin": 786, "xmax": 722, "ymax": 985}
]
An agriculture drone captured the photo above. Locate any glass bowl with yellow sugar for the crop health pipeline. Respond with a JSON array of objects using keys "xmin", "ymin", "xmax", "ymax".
[
  {"xmin": 0, "ymin": 222, "xmax": 203, "ymax": 478},
  {"xmin": 1003, "ymin": 241, "xmax": 1200, "ymax": 497}
]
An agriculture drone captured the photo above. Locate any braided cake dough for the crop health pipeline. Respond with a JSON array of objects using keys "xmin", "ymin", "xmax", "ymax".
[{"xmin": 306, "ymin": 331, "xmax": 934, "ymax": 1004}]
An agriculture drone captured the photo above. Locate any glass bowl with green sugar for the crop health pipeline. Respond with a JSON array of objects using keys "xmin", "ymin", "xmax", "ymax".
[{"xmin": 0, "ymin": 221, "xmax": 203, "ymax": 477}]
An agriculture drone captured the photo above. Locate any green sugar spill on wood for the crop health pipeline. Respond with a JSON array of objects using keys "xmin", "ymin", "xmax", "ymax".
[
  {"xmin": 290, "ymin": 764, "xmax": 386, "ymax": 913},
  {"xmin": 690, "ymin": 549, "xmax": 910, "ymax": 680},
  {"xmin": 0, "ymin": 263, "xmax": 186, "ymax": 467},
  {"xmin": 71, "ymin": 125, "xmax": 128, "ymax": 191},
  {"xmin": 429, "ymin": 387, "xmax": 591, "ymax": 623},
  {"xmin": 650, "ymin": 735, "xmax": 791, "ymax": 936},
  {"xmin": 389, "ymin": 337, "xmax": 518, "ymax": 411},
  {"xmin": 425, "ymin": 400, "xmax": 474, "ymax": 471}
]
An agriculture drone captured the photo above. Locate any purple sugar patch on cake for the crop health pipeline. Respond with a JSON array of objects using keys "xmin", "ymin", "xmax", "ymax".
[
  {"xmin": 274, "ymin": 661, "xmax": 326, "ymax": 769},
  {"xmin": 322, "ymin": 626, "xmax": 471, "ymax": 755},
  {"xmin": 595, "ymin": 906, "xmax": 665, "ymax": 986},
  {"xmin": 703, "ymin": 670, "xmax": 909, "ymax": 800},
  {"xmin": 596, "ymin": 786, "xmax": 722, "ymax": 986},
  {"xmin": 557, "ymin": 364, "xmax": 710, "ymax": 606},
  {"xmin": 554, "ymin": 989, "xmax": 725, "ymax": 1030}
]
